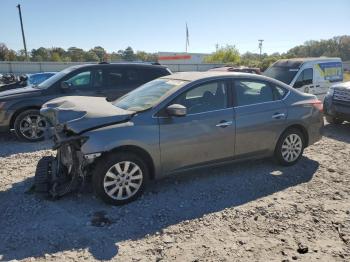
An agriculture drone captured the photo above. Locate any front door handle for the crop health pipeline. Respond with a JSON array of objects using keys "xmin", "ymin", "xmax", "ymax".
[
  {"xmin": 272, "ymin": 113, "xmax": 286, "ymax": 119},
  {"xmin": 216, "ymin": 120, "xmax": 233, "ymax": 128}
]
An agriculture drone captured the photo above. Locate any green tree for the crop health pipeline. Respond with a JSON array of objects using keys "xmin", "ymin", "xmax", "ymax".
[
  {"xmin": 84, "ymin": 50, "xmax": 100, "ymax": 62},
  {"xmin": 67, "ymin": 47, "xmax": 85, "ymax": 62},
  {"xmin": 31, "ymin": 47, "xmax": 49, "ymax": 61},
  {"xmin": 0, "ymin": 43, "xmax": 10, "ymax": 61},
  {"xmin": 122, "ymin": 46, "xmax": 136, "ymax": 61},
  {"xmin": 51, "ymin": 52, "xmax": 62, "ymax": 62},
  {"xmin": 204, "ymin": 45, "xmax": 240, "ymax": 64},
  {"xmin": 90, "ymin": 46, "xmax": 106, "ymax": 62},
  {"xmin": 136, "ymin": 51, "xmax": 158, "ymax": 62}
]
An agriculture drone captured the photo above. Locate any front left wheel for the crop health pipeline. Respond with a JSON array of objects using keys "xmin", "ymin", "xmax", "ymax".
[
  {"xmin": 92, "ymin": 152, "xmax": 149, "ymax": 205},
  {"xmin": 14, "ymin": 109, "xmax": 47, "ymax": 142}
]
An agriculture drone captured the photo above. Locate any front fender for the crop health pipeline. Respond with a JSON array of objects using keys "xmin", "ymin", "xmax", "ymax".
[{"xmin": 80, "ymin": 120, "xmax": 161, "ymax": 176}]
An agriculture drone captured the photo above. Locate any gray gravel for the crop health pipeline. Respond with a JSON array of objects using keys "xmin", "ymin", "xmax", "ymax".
[{"xmin": 0, "ymin": 122, "xmax": 349, "ymax": 261}]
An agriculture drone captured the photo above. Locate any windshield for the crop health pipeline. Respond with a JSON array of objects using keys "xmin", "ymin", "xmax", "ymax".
[
  {"xmin": 263, "ymin": 66, "xmax": 299, "ymax": 84},
  {"xmin": 35, "ymin": 66, "xmax": 80, "ymax": 89},
  {"xmin": 113, "ymin": 78, "xmax": 187, "ymax": 112}
]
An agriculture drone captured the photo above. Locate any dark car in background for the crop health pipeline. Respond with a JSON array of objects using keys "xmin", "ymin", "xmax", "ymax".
[
  {"xmin": 324, "ymin": 81, "xmax": 350, "ymax": 124},
  {"xmin": 0, "ymin": 63, "xmax": 171, "ymax": 142}
]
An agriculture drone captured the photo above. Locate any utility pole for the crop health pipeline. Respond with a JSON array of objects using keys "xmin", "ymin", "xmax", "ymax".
[
  {"xmin": 16, "ymin": 4, "xmax": 28, "ymax": 60},
  {"xmin": 258, "ymin": 39, "xmax": 264, "ymax": 60}
]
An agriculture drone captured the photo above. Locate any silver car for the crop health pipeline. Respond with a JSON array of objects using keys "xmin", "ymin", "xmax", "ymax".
[{"xmin": 38, "ymin": 72, "xmax": 323, "ymax": 205}]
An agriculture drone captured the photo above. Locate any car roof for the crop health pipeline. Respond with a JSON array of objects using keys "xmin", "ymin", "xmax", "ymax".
[
  {"xmin": 272, "ymin": 57, "xmax": 341, "ymax": 68},
  {"xmin": 74, "ymin": 63, "xmax": 169, "ymax": 70},
  {"xmin": 161, "ymin": 71, "xmax": 266, "ymax": 82}
]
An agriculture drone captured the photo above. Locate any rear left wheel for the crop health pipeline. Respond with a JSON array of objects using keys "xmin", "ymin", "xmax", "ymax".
[
  {"xmin": 92, "ymin": 152, "xmax": 149, "ymax": 205},
  {"xmin": 275, "ymin": 128, "xmax": 305, "ymax": 166}
]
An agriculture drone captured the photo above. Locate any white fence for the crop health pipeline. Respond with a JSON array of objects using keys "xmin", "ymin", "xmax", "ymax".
[{"xmin": 0, "ymin": 61, "xmax": 225, "ymax": 74}]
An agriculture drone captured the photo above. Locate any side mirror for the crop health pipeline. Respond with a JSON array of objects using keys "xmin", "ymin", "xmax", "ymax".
[
  {"xmin": 61, "ymin": 81, "xmax": 71, "ymax": 90},
  {"xmin": 166, "ymin": 104, "xmax": 187, "ymax": 117}
]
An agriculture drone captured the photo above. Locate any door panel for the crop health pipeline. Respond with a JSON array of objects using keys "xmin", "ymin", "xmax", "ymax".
[
  {"xmin": 158, "ymin": 80, "xmax": 235, "ymax": 174},
  {"xmin": 233, "ymin": 79, "xmax": 287, "ymax": 157},
  {"xmin": 235, "ymin": 101, "xmax": 287, "ymax": 156},
  {"xmin": 159, "ymin": 108, "xmax": 235, "ymax": 174}
]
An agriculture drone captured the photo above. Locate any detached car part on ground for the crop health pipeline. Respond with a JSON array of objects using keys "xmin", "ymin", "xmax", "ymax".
[
  {"xmin": 323, "ymin": 81, "xmax": 350, "ymax": 124},
  {"xmin": 36, "ymin": 72, "xmax": 324, "ymax": 205}
]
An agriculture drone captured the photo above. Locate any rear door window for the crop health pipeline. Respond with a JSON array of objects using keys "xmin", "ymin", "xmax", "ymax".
[
  {"xmin": 140, "ymin": 68, "xmax": 169, "ymax": 83},
  {"xmin": 106, "ymin": 68, "xmax": 142, "ymax": 89},
  {"xmin": 234, "ymin": 80, "xmax": 274, "ymax": 106},
  {"xmin": 106, "ymin": 68, "xmax": 124, "ymax": 89}
]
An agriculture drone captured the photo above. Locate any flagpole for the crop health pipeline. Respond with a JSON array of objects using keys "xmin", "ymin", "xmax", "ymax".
[{"xmin": 185, "ymin": 23, "xmax": 187, "ymax": 53}]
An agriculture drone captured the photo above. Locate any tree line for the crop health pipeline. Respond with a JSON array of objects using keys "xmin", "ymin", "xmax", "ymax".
[
  {"xmin": 0, "ymin": 35, "xmax": 349, "ymax": 70},
  {"xmin": 206, "ymin": 35, "xmax": 350, "ymax": 70},
  {"xmin": 0, "ymin": 45, "xmax": 158, "ymax": 63}
]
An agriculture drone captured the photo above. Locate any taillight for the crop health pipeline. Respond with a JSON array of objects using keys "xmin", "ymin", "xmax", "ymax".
[{"xmin": 309, "ymin": 99, "xmax": 323, "ymax": 112}]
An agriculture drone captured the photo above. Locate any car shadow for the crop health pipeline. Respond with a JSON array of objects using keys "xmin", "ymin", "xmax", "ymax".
[
  {"xmin": 0, "ymin": 156, "xmax": 319, "ymax": 261},
  {"xmin": 322, "ymin": 121, "xmax": 350, "ymax": 143},
  {"xmin": 0, "ymin": 132, "xmax": 52, "ymax": 157}
]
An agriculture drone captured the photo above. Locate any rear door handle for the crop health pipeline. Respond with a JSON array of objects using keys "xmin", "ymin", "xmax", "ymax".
[
  {"xmin": 216, "ymin": 121, "xmax": 233, "ymax": 128},
  {"xmin": 272, "ymin": 113, "xmax": 286, "ymax": 119}
]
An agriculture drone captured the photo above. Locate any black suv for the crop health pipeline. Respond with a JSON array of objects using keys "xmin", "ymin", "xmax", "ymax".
[{"xmin": 0, "ymin": 63, "xmax": 171, "ymax": 142}]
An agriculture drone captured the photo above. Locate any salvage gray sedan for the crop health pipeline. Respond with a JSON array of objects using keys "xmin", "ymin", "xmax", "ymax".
[{"xmin": 38, "ymin": 72, "xmax": 323, "ymax": 205}]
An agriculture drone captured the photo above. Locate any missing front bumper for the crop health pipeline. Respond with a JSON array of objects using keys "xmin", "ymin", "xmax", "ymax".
[{"xmin": 34, "ymin": 148, "xmax": 84, "ymax": 198}]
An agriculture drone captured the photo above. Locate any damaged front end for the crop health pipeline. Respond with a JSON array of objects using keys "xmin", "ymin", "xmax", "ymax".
[
  {"xmin": 34, "ymin": 96, "xmax": 134, "ymax": 198},
  {"xmin": 34, "ymin": 131, "xmax": 94, "ymax": 198}
]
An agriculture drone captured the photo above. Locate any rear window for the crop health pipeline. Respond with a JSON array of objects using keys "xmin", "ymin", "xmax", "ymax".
[{"xmin": 140, "ymin": 68, "xmax": 171, "ymax": 83}]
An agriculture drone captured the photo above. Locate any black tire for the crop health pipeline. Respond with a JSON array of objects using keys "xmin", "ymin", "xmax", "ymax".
[
  {"xmin": 274, "ymin": 128, "xmax": 305, "ymax": 166},
  {"xmin": 325, "ymin": 115, "xmax": 343, "ymax": 125},
  {"xmin": 35, "ymin": 156, "xmax": 54, "ymax": 192},
  {"xmin": 92, "ymin": 152, "xmax": 149, "ymax": 205},
  {"xmin": 14, "ymin": 109, "xmax": 47, "ymax": 142}
]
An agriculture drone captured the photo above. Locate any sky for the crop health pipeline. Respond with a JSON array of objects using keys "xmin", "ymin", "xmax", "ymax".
[{"xmin": 0, "ymin": 0, "xmax": 349, "ymax": 55}]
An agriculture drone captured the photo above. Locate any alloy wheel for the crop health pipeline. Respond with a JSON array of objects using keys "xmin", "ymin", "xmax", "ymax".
[
  {"xmin": 281, "ymin": 134, "xmax": 303, "ymax": 162},
  {"xmin": 19, "ymin": 114, "xmax": 47, "ymax": 140},
  {"xmin": 103, "ymin": 161, "xmax": 143, "ymax": 200}
]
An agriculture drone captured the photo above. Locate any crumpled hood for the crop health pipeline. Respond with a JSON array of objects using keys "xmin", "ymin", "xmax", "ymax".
[
  {"xmin": 41, "ymin": 96, "xmax": 135, "ymax": 134},
  {"xmin": 0, "ymin": 85, "xmax": 40, "ymax": 98}
]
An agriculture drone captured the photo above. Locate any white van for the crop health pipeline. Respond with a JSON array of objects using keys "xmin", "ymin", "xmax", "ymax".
[{"xmin": 264, "ymin": 57, "xmax": 343, "ymax": 99}]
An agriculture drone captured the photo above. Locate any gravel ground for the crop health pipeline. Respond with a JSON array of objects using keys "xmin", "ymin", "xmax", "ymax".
[{"xmin": 0, "ymin": 121, "xmax": 349, "ymax": 262}]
